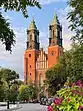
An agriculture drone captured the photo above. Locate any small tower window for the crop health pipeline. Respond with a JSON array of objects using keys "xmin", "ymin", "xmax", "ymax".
[
  {"xmin": 30, "ymin": 65, "xmax": 31, "ymax": 68},
  {"xmin": 52, "ymin": 51, "xmax": 54, "ymax": 55},
  {"xmin": 30, "ymin": 73, "xmax": 31, "ymax": 75},
  {"xmin": 29, "ymin": 54, "xmax": 31, "ymax": 57}
]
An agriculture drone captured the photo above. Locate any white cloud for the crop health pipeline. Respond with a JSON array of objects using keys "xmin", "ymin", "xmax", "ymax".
[
  {"xmin": 0, "ymin": 27, "xmax": 26, "ymax": 80},
  {"xmin": 57, "ymin": 6, "xmax": 74, "ymax": 50},
  {"xmin": 38, "ymin": 0, "xmax": 67, "ymax": 5},
  {"xmin": 40, "ymin": 30, "xmax": 48, "ymax": 53}
]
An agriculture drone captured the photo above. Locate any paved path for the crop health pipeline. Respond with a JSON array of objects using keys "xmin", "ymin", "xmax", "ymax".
[
  {"xmin": 17, "ymin": 103, "xmax": 47, "ymax": 111},
  {"xmin": 0, "ymin": 104, "xmax": 17, "ymax": 110}
]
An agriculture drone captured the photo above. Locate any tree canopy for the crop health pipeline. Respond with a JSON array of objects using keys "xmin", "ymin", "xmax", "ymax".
[
  {"xmin": 45, "ymin": 43, "xmax": 83, "ymax": 96},
  {"xmin": 0, "ymin": 68, "xmax": 19, "ymax": 101},
  {"xmin": 0, "ymin": 0, "xmax": 41, "ymax": 52},
  {"xmin": 18, "ymin": 84, "xmax": 37, "ymax": 102},
  {"xmin": 45, "ymin": 63, "xmax": 67, "ymax": 96},
  {"xmin": 67, "ymin": 0, "xmax": 83, "ymax": 43}
]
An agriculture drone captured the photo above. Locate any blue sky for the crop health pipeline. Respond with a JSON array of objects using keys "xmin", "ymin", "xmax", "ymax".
[
  {"xmin": 0, "ymin": 0, "xmax": 74, "ymax": 80},
  {"xmin": 3, "ymin": 0, "xmax": 67, "ymax": 28}
]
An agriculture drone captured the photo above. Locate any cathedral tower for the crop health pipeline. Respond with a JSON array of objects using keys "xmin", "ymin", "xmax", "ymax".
[
  {"xmin": 24, "ymin": 12, "xmax": 63, "ymax": 86},
  {"xmin": 24, "ymin": 18, "xmax": 40, "ymax": 84},
  {"xmin": 48, "ymin": 12, "xmax": 63, "ymax": 68}
]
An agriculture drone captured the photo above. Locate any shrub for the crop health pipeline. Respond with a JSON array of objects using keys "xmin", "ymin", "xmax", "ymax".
[{"xmin": 48, "ymin": 80, "xmax": 83, "ymax": 111}]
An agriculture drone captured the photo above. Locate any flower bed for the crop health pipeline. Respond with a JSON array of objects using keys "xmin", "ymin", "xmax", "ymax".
[{"xmin": 48, "ymin": 80, "xmax": 83, "ymax": 111}]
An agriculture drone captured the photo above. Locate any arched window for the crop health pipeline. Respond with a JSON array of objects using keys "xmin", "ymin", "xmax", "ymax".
[{"xmin": 35, "ymin": 35, "xmax": 37, "ymax": 42}]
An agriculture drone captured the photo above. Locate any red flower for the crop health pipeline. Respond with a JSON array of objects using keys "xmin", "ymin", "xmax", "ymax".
[
  {"xmin": 67, "ymin": 98, "xmax": 70, "ymax": 102},
  {"xmin": 48, "ymin": 106, "xmax": 52, "ymax": 111}
]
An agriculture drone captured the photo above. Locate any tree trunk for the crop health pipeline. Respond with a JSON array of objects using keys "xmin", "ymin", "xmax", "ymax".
[{"xmin": 7, "ymin": 100, "xmax": 9, "ymax": 109}]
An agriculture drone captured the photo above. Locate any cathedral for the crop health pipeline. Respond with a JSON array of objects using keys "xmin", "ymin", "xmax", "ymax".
[{"xmin": 24, "ymin": 12, "xmax": 63, "ymax": 87}]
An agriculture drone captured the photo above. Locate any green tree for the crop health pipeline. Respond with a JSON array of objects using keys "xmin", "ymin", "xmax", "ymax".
[
  {"xmin": 0, "ymin": 0, "xmax": 41, "ymax": 52},
  {"xmin": 59, "ymin": 50, "xmax": 73, "ymax": 79},
  {"xmin": 29, "ymin": 85, "xmax": 37, "ymax": 100},
  {"xmin": 0, "ymin": 69, "xmax": 4, "ymax": 101},
  {"xmin": 67, "ymin": 0, "xmax": 83, "ymax": 43},
  {"xmin": 18, "ymin": 85, "xmax": 29, "ymax": 102},
  {"xmin": 8, "ymin": 84, "xmax": 18, "ymax": 103},
  {"xmin": 45, "ymin": 64, "xmax": 67, "ymax": 96},
  {"xmin": 60, "ymin": 44, "xmax": 83, "ymax": 82},
  {"xmin": 69, "ymin": 44, "xmax": 83, "ymax": 81},
  {"xmin": 0, "ymin": 68, "xmax": 19, "ymax": 105},
  {"xmin": 45, "ymin": 44, "xmax": 83, "ymax": 96},
  {"xmin": 17, "ymin": 80, "xmax": 24, "ymax": 85},
  {"xmin": 18, "ymin": 84, "xmax": 37, "ymax": 102},
  {"xmin": 0, "ymin": 81, "xmax": 5, "ymax": 101},
  {"xmin": 1, "ymin": 68, "xmax": 19, "ymax": 83}
]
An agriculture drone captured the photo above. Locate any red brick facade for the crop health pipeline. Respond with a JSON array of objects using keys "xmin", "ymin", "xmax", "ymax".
[{"xmin": 24, "ymin": 13, "xmax": 63, "ymax": 96}]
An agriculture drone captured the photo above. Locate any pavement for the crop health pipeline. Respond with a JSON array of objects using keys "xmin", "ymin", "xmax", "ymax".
[
  {"xmin": 17, "ymin": 103, "xmax": 47, "ymax": 111},
  {"xmin": 0, "ymin": 104, "xmax": 21, "ymax": 111}
]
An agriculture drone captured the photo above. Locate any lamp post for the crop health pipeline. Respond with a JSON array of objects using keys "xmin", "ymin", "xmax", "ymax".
[{"xmin": 7, "ymin": 100, "xmax": 9, "ymax": 109}]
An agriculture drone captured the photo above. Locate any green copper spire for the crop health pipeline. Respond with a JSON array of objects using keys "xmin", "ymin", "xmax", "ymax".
[
  {"xmin": 29, "ymin": 17, "xmax": 37, "ymax": 30},
  {"xmin": 51, "ymin": 11, "xmax": 60, "ymax": 25},
  {"xmin": 53, "ymin": 11, "xmax": 57, "ymax": 21}
]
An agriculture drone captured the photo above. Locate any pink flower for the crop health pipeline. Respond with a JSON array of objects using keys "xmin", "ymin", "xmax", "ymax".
[
  {"xmin": 48, "ymin": 106, "xmax": 52, "ymax": 111},
  {"xmin": 76, "ymin": 80, "xmax": 83, "ymax": 87},
  {"xmin": 79, "ymin": 106, "xmax": 83, "ymax": 110},
  {"xmin": 54, "ymin": 98, "xmax": 63, "ymax": 106}
]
